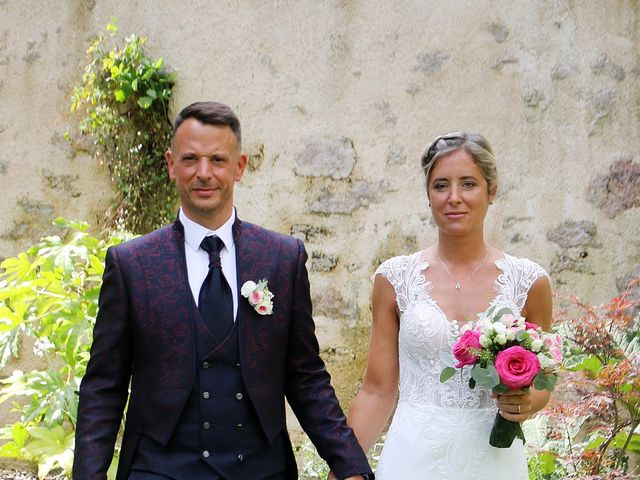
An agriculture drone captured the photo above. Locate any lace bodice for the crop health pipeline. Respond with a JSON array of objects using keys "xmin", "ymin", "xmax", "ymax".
[{"xmin": 374, "ymin": 251, "xmax": 548, "ymax": 410}]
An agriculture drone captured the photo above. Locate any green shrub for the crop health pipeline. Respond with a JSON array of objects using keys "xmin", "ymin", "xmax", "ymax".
[{"xmin": 0, "ymin": 219, "xmax": 133, "ymax": 479}]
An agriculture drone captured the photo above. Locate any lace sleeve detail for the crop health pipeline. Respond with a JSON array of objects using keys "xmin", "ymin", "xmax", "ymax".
[
  {"xmin": 372, "ymin": 252, "xmax": 427, "ymax": 313},
  {"xmin": 494, "ymin": 254, "xmax": 549, "ymax": 312}
]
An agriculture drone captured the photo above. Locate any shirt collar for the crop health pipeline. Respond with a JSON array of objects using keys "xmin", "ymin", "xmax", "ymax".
[{"xmin": 179, "ymin": 208, "xmax": 236, "ymax": 253}]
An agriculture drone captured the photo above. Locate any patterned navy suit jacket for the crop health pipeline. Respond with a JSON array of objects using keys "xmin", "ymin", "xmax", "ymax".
[{"xmin": 73, "ymin": 217, "xmax": 372, "ymax": 479}]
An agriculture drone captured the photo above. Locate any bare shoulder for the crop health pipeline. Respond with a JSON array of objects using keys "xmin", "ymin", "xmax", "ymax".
[{"xmin": 523, "ymin": 274, "xmax": 553, "ymax": 330}]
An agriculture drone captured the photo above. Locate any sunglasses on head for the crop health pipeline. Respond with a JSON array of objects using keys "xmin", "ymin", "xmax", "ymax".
[{"xmin": 423, "ymin": 132, "xmax": 466, "ymax": 165}]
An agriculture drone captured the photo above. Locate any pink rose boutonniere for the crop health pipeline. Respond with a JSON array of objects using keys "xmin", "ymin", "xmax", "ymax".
[
  {"xmin": 441, "ymin": 306, "xmax": 563, "ymax": 448},
  {"xmin": 241, "ymin": 279, "xmax": 274, "ymax": 315}
]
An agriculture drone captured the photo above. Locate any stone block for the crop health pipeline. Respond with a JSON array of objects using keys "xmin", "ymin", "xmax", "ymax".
[
  {"xmin": 294, "ymin": 137, "xmax": 356, "ymax": 179},
  {"xmin": 503, "ymin": 216, "xmax": 533, "ymax": 244},
  {"xmin": 488, "ymin": 22, "xmax": 509, "ymax": 43},
  {"xmin": 591, "ymin": 53, "xmax": 626, "ymax": 81},
  {"xmin": 386, "ymin": 144, "xmax": 406, "ymax": 165},
  {"xmin": 415, "ymin": 50, "xmax": 450, "ymax": 76},
  {"xmin": 311, "ymin": 252, "xmax": 338, "ymax": 272},
  {"xmin": 290, "ymin": 224, "xmax": 332, "ymax": 243},
  {"xmin": 546, "ymin": 220, "xmax": 598, "ymax": 248},
  {"xmin": 309, "ymin": 179, "xmax": 389, "ymax": 214},
  {"xmin": 587, "ymin": 157, "xmax": 640, "ymax": 217},
  {"xmin": 551, "ymin": 64, "xmax": 576, "ymax": 80},
  {"xmin": 550, "ymin": 249, "xmax": 594, "ymax": 275}
]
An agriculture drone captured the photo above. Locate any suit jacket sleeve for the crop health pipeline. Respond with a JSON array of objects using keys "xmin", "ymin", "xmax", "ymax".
[
  {"xmin": 284, "ymin": 240, "xmax": 372, "ymax": 479},
  {"xmin": 73, "ymin": 246, "xmax": 133, "ymax": 479}
]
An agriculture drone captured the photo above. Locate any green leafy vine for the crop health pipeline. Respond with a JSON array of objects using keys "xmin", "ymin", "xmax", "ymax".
[{"xmin": 67, "ymin": 20, "xmax": 177, "ymax": 233}]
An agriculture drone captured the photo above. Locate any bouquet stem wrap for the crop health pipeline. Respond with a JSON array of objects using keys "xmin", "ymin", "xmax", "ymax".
[{"xmin": 489, "ymin": 413, "xmax": 525, "ymax": 448}]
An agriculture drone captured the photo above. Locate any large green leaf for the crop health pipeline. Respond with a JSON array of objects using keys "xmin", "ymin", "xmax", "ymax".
[
  {"xmin": 471, "ymin": 362, "xmax": 500, "ymax": 389},
  {"xmin": 137, "ymin": 96, "xmax": 153, "ymax": 109},
  {"xmin": 611, "ymin": 431, "xmax": 640, "ymax": 453},
  {"xmin": 439, "ymin": 366, "xmax": 456, "ymax": 383},
  {"xmin": 533, "ymin": 373, "xmax": 558, "ymax": 392},
  {"xmin": 536, "ymin": 451, "xmax": 557, "ymax": 475}
]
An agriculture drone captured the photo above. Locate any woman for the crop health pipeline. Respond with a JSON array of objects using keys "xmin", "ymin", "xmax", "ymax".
[{"xmin": 346, "ymin": 132, "xmax": 553, "ymax": 479}]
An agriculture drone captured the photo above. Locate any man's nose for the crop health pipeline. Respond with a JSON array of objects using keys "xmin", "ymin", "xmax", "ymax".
[{"xmin": 196, "ymin": 157, "xmax": 212, "ymax": 178}]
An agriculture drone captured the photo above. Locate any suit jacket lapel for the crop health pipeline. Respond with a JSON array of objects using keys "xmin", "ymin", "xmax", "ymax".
[{"xmin": 233, "ymin": 217, "xmax": 272, "ymax": 374}]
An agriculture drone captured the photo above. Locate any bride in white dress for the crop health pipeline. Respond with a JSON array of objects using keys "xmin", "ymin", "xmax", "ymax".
[{"xmin": 345, "ymin": 132, "xmax": 553, "ymax": 480}]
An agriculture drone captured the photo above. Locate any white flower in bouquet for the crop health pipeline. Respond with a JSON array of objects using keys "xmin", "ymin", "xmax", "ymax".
[
  {"xmin": 531, "ymin": 339, "xmax": 544, "ymax": 352},
  {"xmin": 537, "ymin": 353, "xmax": 553, "ymax": 368},
  {"xmin": 493, "ymin": 322, "xmax": 507, "ymax": 335}
]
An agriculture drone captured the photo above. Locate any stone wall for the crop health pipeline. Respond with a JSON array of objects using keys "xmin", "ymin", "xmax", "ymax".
[{"xmin": 1, "ymin": 0, "xmax": 639, "ymax": 447}]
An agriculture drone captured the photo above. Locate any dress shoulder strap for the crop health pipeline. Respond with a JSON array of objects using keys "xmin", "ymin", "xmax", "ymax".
[
  {"xmin": 494, "ymin": 254, "xmax": 549, "ymax": 311},
  {"xmin": 372, "ymin": 252, "xmax": 428, "ymax": 312}
]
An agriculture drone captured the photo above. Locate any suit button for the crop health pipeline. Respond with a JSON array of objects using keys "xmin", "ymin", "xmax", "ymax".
[
  {"xmin": 237, "ymin": 454, "xmax": 244, "ymax": 462},
  {"xmin": 202, "ymin": 421, "xmax": 210, "ymax": 429},
  {"xmin": 202, "ymin": 392, "xmax": 210, "ymax": 399},
  {"xmin": 202, "ymin": 450, "xmax": 210, "ymax": 458},
  {"xmin": 235, "ymin": 392, "xmax": 243, "ymax": 400},
  {"xmin": 202, "ymin": 361, "xmax": 210, "ymax": 369},
  {"xmin": 236, "ymin": 362, "xmax": 240, "ymax": 368},
  {"xmin": 236, "ymin": 423, "xmax": 243, "ymax": 431}
]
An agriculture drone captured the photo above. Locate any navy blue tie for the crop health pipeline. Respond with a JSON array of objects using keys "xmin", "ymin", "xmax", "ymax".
[{"xmin": 198, "ymin": 236, "xmax": 233, "ymax": 340}]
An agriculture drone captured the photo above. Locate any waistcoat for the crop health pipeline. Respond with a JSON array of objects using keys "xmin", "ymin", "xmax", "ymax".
[{"xmin": 130, "ymin": 305, "xmax": 286, "ymax": 479}]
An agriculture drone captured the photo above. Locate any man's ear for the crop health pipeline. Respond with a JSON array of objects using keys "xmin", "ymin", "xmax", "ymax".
[
  {"xmin": 235, "ymin": 153, "xmax": 248, "ymax": 181},
  {"xmin": 166, "ymin": 149, "xmax": 175, "ymax": 181}
]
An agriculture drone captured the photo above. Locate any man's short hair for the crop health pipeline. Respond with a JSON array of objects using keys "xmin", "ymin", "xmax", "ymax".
[{"xmin": 172, "ymin": 101, "xmax": 242, "ymax": 147}]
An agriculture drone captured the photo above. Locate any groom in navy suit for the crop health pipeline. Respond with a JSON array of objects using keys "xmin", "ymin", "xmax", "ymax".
[{"xmin": 73, "ymin": 101, "xmax": 373, "ymax": 480}]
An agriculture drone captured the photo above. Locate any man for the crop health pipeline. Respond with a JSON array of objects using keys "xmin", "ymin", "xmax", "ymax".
[{"xmin": 73, "ymin": 101, "xmax": 373, "ymax": 480}]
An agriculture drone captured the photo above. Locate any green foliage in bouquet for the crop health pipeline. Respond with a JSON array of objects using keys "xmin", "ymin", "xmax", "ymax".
[
  {"xmin": 68, "ymin": 19, "xmax": 177, "ymax": 234},
  {"xmin": 529, "ymin": 282, "xmax": 640, "ymax": 479},
  {"xmin": 0, "ymin": 219, "xmax": 133, "ymax": 479}
]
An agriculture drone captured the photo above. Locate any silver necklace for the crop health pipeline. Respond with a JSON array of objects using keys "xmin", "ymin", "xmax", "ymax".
[{"xmin": 437, "ymin": 251, "xmax": 490, "ymax": 291}]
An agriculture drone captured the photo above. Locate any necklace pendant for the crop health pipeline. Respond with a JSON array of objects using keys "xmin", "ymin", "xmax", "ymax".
[{"xmin": 455, "ymin": 282, "xmax": 461, "ymax": 290}]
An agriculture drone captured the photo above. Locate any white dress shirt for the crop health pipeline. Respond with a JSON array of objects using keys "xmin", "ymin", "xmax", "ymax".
[{"xmin": 179, "ymin": 208, "xmax": 239, "ymax": 320}]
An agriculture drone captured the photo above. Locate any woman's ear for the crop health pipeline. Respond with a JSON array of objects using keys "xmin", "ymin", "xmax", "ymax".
[{"xmin": 489, "ymin": 183, "xmax": 498, "ymax": 204}]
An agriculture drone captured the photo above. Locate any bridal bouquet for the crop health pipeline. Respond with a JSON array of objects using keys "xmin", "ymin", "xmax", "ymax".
[{"xmin": 440, "ymin": 306, "xmax": 562, "ymax": 448}]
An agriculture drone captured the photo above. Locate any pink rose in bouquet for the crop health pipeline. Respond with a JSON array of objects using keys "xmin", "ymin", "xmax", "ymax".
[
  {"xmin": 494, "ymin": 346, "xmax": 541, "ymax": 390},
  {"xmin": 452, "ymin": 330, "xmax": 482, "ymax": 368}
]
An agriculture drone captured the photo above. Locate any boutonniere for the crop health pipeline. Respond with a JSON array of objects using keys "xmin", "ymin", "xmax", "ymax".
[{"xmin": 241, "ymin": 279, "xmax": 274, "ymax": 315}]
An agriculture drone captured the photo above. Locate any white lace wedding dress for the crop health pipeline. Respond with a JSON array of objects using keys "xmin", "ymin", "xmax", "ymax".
[{"xmin": 373, "ymin": 251, "xmax": 548, "ymax": 480}]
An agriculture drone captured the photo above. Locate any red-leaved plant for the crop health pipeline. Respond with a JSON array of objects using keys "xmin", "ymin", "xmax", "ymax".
[{"xmin": 530, "ymin": 279, "xmax": 639, "ymax": 479}]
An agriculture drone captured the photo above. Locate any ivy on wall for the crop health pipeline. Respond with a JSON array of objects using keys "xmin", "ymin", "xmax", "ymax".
[{"xmin": 67, "ymin": 20, "xmax": 177, "ymax": 234}]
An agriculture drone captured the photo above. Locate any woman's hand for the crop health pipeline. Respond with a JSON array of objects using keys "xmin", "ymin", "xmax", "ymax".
[
  {"xmin": 494, "ymin": 386, "xmax": 551, "ymax": 422},
  {"xmin": 494, "ymin": 389, "xmax": 532, "ymax": 422}
]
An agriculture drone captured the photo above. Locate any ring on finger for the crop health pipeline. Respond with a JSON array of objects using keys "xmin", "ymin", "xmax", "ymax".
[{"xmin": 517, "ymin": 405, "xmax": 521, "ymax": 414}]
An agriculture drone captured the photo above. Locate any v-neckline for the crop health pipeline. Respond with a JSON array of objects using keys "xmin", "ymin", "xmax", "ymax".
[{"xmin": 416, "ymin": 252, "xmax": 507, "ymax": 330}]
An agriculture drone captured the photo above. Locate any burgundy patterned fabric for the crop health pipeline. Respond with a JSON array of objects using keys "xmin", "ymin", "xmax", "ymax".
[{"xmin": 73, "ymin": 216, "xmax": 372, "ymax": 480}]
